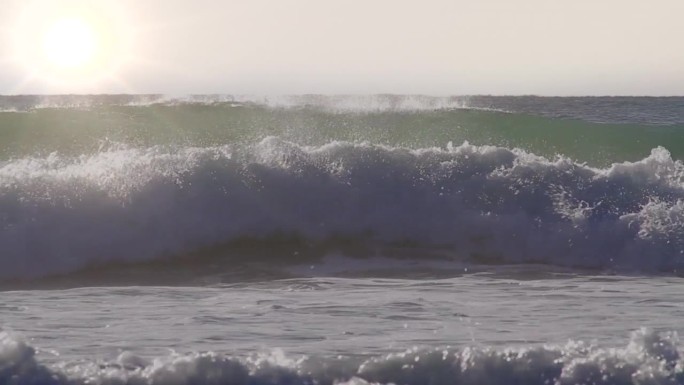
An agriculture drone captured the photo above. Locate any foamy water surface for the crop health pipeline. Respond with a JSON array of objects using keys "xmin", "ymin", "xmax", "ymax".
[{"xmin": 3, "ymin": 274, "xmax": 684, "ymax": 385}]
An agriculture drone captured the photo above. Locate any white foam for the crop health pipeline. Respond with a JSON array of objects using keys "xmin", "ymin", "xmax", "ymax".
[
  {"xmin": 1, "ymin": 139, "xmax": 683, "ymax": 279},
  {"xmin": 1, "ymin": 329, "xmax": 682, "ymax": 385}
]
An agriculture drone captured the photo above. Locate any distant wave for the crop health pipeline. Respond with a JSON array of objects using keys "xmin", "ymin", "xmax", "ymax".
[
  {"xmin": 1, "ymin": 98, "xmax": 682, "ymax": 167},
  {"xmin": 1, "ymin": 138, "xmax": 683, "ymax": 281},
  {"xmin": 1, "ymin": 328, "xmax": 683, "ymax": 385},
  {"xmin": 0, "ymin": 94, "xmax": 490, "ymax": 113},
  {"xmin": 3, "ymin": 95, "xmax": 681, "ymax": 126}
]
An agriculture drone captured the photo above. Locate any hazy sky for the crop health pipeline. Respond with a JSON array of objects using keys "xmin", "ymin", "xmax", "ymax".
[{"xmin": 1, "ymin": 0, "xmax": 682, "ymax": 95}]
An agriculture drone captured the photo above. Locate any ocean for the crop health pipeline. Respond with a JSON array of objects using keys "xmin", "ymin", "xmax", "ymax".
[{"xmin": 1, "ymin": 94, "xmax": 684, "ymax": 385}]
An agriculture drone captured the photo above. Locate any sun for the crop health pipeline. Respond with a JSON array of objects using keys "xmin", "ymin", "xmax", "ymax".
[
  {"xmin": 43, "ymin": 18, "xmax": 99, "ymax": 69},
  {"xmin": 8, "ymin": 0, "xmax": 134, "ymax": 91}
]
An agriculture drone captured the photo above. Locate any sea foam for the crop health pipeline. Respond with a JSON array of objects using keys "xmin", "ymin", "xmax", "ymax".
[
  {"xmin": 1, "ymin": 138, "xmax": 683, "ymax": 279},
  {"xmin": 1, "ymin": 329, "xmax": 683, "ymax": 385}
]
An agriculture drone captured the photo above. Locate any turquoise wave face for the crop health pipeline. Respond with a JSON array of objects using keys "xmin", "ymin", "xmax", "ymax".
[{"xmin": 1, "ymin": 101, "xmax": 683, "ymax": 166}]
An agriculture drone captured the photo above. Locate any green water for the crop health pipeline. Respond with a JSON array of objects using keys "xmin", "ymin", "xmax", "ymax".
[{"xmin": 2, "ymin": 103, "xmax": 683, "ymax": 166}]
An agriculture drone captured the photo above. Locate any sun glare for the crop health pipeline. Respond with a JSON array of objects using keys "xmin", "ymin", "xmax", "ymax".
[
  {"xmin": 43, "ymin": 18, "xmax": 98, "ymax": 69},
  {"xmin": 9, "ymin": 0, "xmax": 132, "ymax": 90}
]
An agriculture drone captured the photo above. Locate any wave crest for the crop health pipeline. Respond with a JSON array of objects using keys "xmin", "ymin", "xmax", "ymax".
[
  {"xmin": 1, "ymin": 329, "xmax": 683, "ymax": 385},
  {"xmin": 1, "ymin": 139, "xmax": 684, "ymax": 280}
]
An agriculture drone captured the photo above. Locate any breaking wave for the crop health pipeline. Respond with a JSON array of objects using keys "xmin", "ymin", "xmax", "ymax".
[
  {"xmin": 1, "ymin": 328, "xmax": 683, "ymax": 385},
  {"xmin": 1, "ymin": 138, "xmax": 683, "ymax": 281}
]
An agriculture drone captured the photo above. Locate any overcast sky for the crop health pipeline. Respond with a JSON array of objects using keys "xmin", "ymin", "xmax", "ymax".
[{"xmin": 1, "ymin": 0, "xmax": 682, "ymax": 95}]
